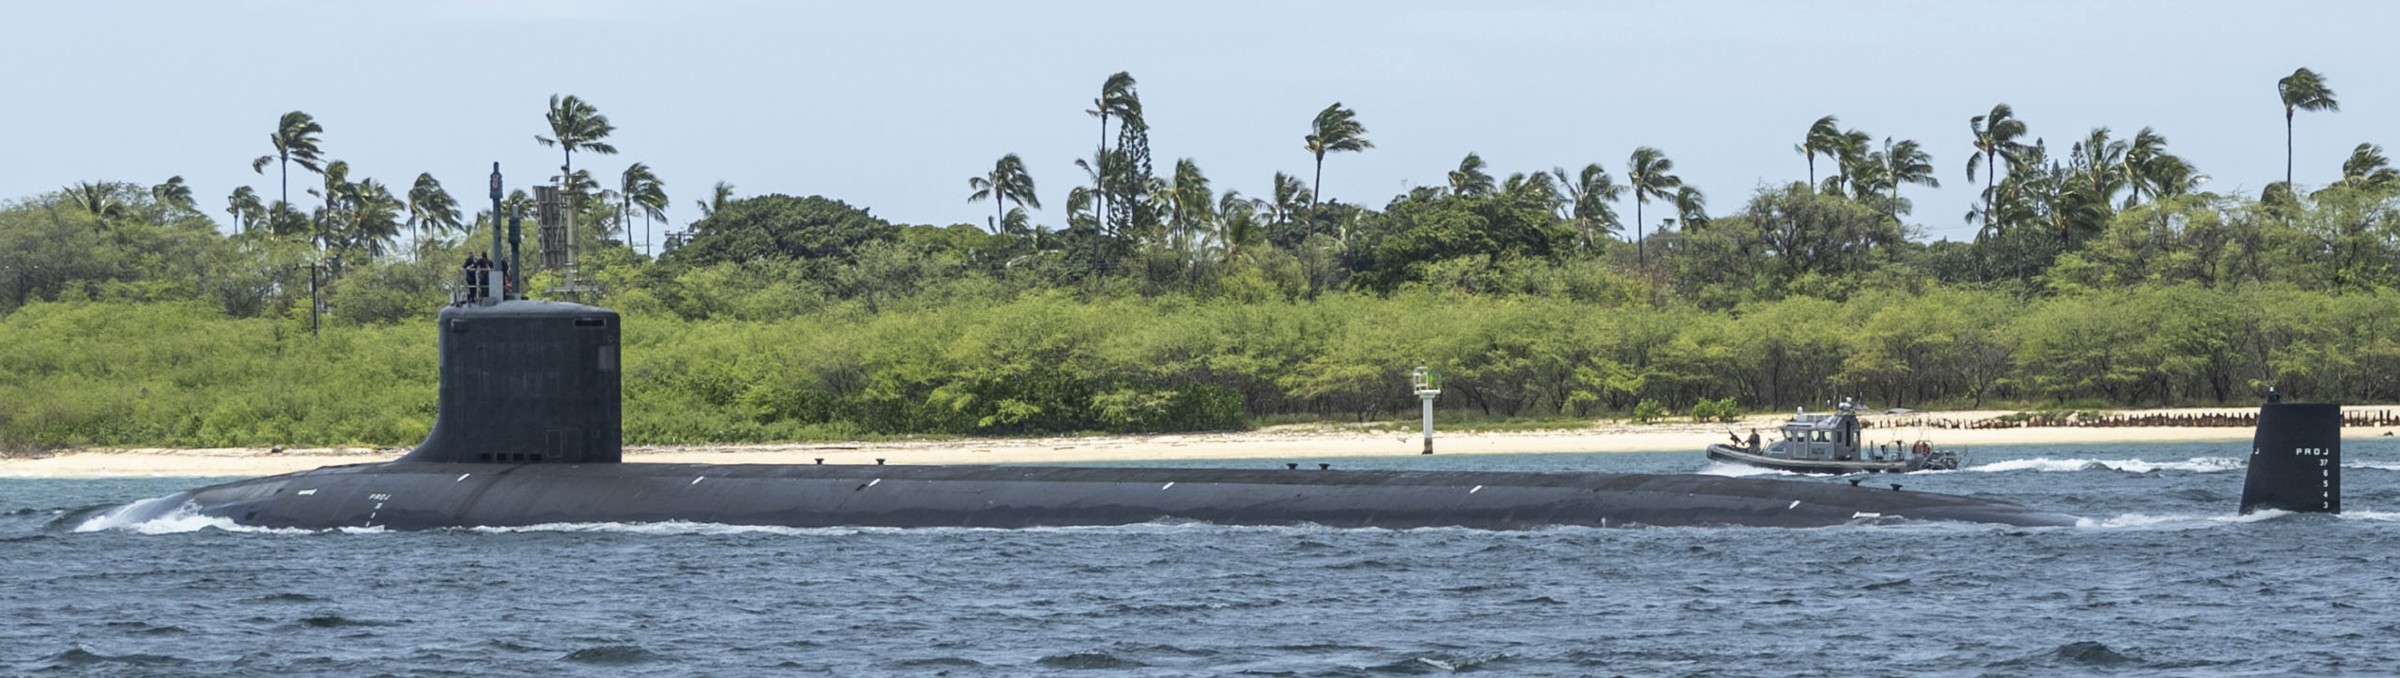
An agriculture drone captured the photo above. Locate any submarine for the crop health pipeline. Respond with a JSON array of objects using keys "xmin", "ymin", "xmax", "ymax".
[
  {"xmin": 92, "ymin": 163, "xmax": 2095, "ymax": 531},
  {"xmin": 93, "ymin": 297, "xmax": 2095, "ymax": 531}
]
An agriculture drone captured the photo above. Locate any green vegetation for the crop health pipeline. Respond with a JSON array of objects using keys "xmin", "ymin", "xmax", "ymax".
[{"xmin": 6, "ymin": 70, "xmax": 2400, "ymax": 450}]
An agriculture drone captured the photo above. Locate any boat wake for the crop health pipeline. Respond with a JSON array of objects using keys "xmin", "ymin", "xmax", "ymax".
[
  {"xmin": 1970, "ymin": 457, "xmax": 2246, "ymax": 474},
  {"xmin": 1694, "ymin": 462, "xmax": 1794, "ymax": 477},
  {"xmin": 2077, "ymin": 509, "xmax": 2400, "ymax": 529}
]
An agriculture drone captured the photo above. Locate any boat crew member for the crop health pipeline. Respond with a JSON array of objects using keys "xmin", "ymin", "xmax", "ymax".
[
  {"xmin": 1747, "ymin": 429, "xmax": 1761, "ymax": 452},
  {"xmin": 461, "ymin": 255, "xmax": 479, "ymax": 300}
]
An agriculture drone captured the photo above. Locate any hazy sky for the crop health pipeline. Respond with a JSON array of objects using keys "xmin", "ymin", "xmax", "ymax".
[{"xmin": 5, "ymin": 0, "xmax": 2391, "ymax": 246}]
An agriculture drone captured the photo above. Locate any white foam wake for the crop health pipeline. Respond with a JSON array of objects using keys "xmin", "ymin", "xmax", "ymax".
[
  {"xmin": 1695, "ymin": 462, "xmax": 1793, "ymax": 477},
  {"xmin": 71, "ymin": 496, "xmax": 308, "ymax": 534},
  {"xmin": 1969, "ymin": 456, "xmax": 2245, "ymax": 474}
]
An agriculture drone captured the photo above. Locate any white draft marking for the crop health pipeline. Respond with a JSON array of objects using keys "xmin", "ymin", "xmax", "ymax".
[
  {"xmin": 1160, "ymin": 482, "xmax": 1175, "ymax": 490},
  {"xmin": 691, "ymin": 476, "xmax": 707, "ymax": 486},
  {"xmin": 1788, "ymin": 500, "xmax": 1802, "ymax": 509},
  {"xmin": 456, "ymin": 473, "xmax": 471, "ymax": 482},
  {"xmin": 867, "ymin": 478, "xmax": 882, "ymax": 488},
  {"xmin": 296, "ymin": 489, "xmax": 317, "ymax": 496}
]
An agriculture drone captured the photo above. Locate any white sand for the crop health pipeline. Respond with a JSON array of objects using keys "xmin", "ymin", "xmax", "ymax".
[{"xmin": 6, "ymin": 408, "xmax": 2389, "ymax": 478}]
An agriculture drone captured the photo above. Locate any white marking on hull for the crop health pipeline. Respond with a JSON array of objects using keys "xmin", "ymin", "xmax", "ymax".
[
  {"xmin": 456, "ymin": 474, "xmax": 471, "ymax": 482},
  {"xmin": 1161, "ymin": 482, "xmax": 1175, "ymax": 490},
  {"xmin": 296, "ymin": 489, "xmax": 316, "ymax": 496},
  {"xmin": 1788, "ymin": 500, "xmax": 1802, "ymax": 509},
  {"xmin": 691, "ymin": 476, "xmax": 706, "ymax": 486},
  {"xmin": 1470, "ymin": 485, "xmax": 1483, "ymax": 494},
  {"xmin": 867, "ymin": 478, "xmax": 882, "ymax": 488}
]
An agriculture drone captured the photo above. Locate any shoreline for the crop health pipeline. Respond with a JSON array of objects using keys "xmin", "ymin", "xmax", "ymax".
[{"xmin": 7, "ymin": 406, "xmax": 2388, "ymax": 479}]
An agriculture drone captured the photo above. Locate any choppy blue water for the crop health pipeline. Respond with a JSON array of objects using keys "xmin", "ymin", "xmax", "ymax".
[{"xmin": 8, "ymin": 441, "xmax": 2400, "ymax": 676}]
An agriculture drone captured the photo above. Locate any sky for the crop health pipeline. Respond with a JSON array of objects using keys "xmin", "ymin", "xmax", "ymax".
[{"xmin": 4, "ymin": 0, "xmax": 2393, "ymax": 248}]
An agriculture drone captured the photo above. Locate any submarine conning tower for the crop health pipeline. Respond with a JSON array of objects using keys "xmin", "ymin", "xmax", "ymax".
[
  {"xmin": 2239, "ymin": 392, "xmax": 2340, "ymax": 514},
  {"xmin": 398, "ymin": 300, "xmax": 622, "ymax": 465}
]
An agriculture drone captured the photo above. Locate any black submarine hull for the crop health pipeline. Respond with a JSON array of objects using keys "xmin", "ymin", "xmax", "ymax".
[{"xmin": 109, "ymin": 461, "xmax": 2078, "ymax": 530}]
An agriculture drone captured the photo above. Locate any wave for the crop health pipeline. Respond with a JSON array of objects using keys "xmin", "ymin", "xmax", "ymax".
[{"xmin": 1969, "ymin": 456, "xmax": 2245, "ymax": 474}]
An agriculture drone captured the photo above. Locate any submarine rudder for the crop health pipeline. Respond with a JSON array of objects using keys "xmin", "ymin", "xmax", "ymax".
[{"xmin": 2240, "ymin": 391, "xmax": 2340, "ymax": 515}]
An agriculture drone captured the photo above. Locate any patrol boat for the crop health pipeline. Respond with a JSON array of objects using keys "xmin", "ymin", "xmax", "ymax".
[{"xmin": 1706, "ymin": 398, "xmax": 1960, "ymax": 474}]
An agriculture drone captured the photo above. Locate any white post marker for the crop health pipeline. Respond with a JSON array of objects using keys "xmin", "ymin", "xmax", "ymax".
[{"xmin": 1412, "ymin": 365, "xmax": 1441, "ymax": 455}]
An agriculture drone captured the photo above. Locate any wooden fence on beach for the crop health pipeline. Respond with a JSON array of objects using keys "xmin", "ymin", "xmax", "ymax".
[{"xmin": 1877, "ymin": 410, "xmax": 2400, "ymax": 430}]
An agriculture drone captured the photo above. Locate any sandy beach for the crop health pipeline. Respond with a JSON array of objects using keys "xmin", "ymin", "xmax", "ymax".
[{"xmin": 6, "ymin": 406, "xmax": 2387, "ymax": 479}]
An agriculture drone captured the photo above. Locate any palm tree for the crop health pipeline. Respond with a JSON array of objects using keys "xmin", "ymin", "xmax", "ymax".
[
  {"xmin": 1966, "ymin": 103, "xmax": 2028, "ymax": 236},
  {"xmin": 1671, "ymin": 186, "xmax": 1708, "ymax": 231},
  {"xmin": 1882, "ymin": 138, "xmax": 1939, "ymax": 216},
  {"xmin": 536, "ymin": 94, "xmax": 619, "ymax": 243},
  {"xmin": 1086, "ymin": 72, "xmax": 1139, "ymax": 234},
  {"xmin": 2277, "ymin": 68, "xmax": 2339, "ymax": 187},
  {"xmin": 1824, "ymin": 129, "xmax": 1873, "ymax": 195},
  {"xmin": 617, "ymin": 165, "xmax": 669, "ymax": 255},
  {"xmin": 250, "ymin": 111, "xmax": 326, "ymax": 206},
  {"xmin": 1448, "ymin": 153, "xmax": 1495, "ymax": 196},
  {"xmin": 1303, "ymin": 102, "xmax": 1373, "ymax": 208},
  {"xmin": 407, "ymin": 173, "xmax": 463, "ymax": 253},
  {"xmin": 1269, "ymin": 172, "xmax": 1312, "ymax": 226},
  {"xmin": 1624, "ymin": 147, "xmax": 1682, "ymax": 266},
  {"xmin": 1551, "ymin": 164, "xmax": 1624, "ymax": 252},
  {"xmin": 696, "ymin": 181, "xmax": 735, "ymax": 219},
  {"xmin": 967, "ymin": 153, "xmax": 1042, "ymax": 234},
  {"xmin": 2340, "ymin": 143, "xmax": 2398, "ymax": 190},
  {"xmin": 1796, "ymin": 115, "xmax": 1841, "ymax": 186},
  {"xmin": 306, "ymin": 160, "xmax": 354, "ymax": 251},
  {"xmin": 344, "ymin": 178, "xmax": 404, "ymax": 257},
  {"xmin": 227, "ymin": 186, "xmax": 264, "ymax": 234},
  {"xmin": 617, "ymin": 163, "xmax": 666, "ymax": 251},
  {"xmin": 151, "ymin": 176, "xmax": 195, "ymax": 214},
  {"xmin": 63, "ymin": 182, "xmax": 129, "ymax": 221},
  {"xmin": 2118, "ymin": 128, "xmax": 2170, "ymax": 208}
]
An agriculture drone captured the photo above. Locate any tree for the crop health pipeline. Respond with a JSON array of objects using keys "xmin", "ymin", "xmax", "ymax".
[
  {"xmin": 1966, "ymin": 103, "xmax": 2028, "ymax": 238},
  {"xmin": 1671, "ymin": 186, "xmax": 1709, "ymax": 231},
  {"xmin": 1159, "ymin": 158, "xmax": 1213, "ymax": 247},
  {"xmin": 406, "ymin": 173, "xmax": 463, "ymax": 252},
  {"xmin": 1796, "ymin": 115, "xmax": 1841, "ymax": 186},
  {"xmin": 617, "ymin": 163, "xmax": 668, "ymax": 254},
  {"xmin": 1448, "ymin": 153, "xmax": 1494, "ymax": 196},
  {"xmin": 967, "ymin": 153, "xmax": 1041, "ymax": 234},
  {"xmin": 62, "ymin": 181, "xmax": 131, "ymax": 222},
  {"xmin": 1882, "ymin": 137, "xmax": 1940, "ymax": 217},
  {"xmin": 250, "ymin": 111, "xmax": 325, "ymax": 206},
  {"xmin": 667, "ymin": 194, "xmax": 897, "ymax": 267},
  {"xmin": 2277, "ymin": 67, "xmax": 2338, "ymax": 188},
  {"xmin": 226, "ymin": 186, "xmax": 264, "ymax": 233},
  {"xmin": 535, "ymin": 94, "xmax": 620, "ymax": 237},
  {"xmin": 1086, "ymin": 72, "xmax": 1139, "ymax": 235},
  {"xmin": 1625, "ymin": 147, "xmax": 1683, "ymax": 266},
  {"xmin": 697, "ymin": 181, "xmax": 735, "ymax": 218},
  {"xmin": 342, "ymin": 178, "xmax": 403, "ymax": 257},
  {"xmin": 1304, "ymin": 102, "xmax": 1373, "ymax": 208},
  {"xmin": 150, "ymin": 176, "xmax": 196, "ymax": 217},
  {"xmin": 1551, "ymin": 163, "xmax": 1624, "ymax": 252},
  {"xmin": 2119, "ymin": 127, "xmax": 2172, "ymax": 208},
  {"xmin": 2339, "ymin": 143, "xmax": 2399, "ymax": 191}
]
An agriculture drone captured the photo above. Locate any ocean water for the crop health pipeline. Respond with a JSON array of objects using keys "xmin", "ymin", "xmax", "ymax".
[{"xmin": 8, "ymin": 440, "xmax": 2400, "ymax": 677}]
